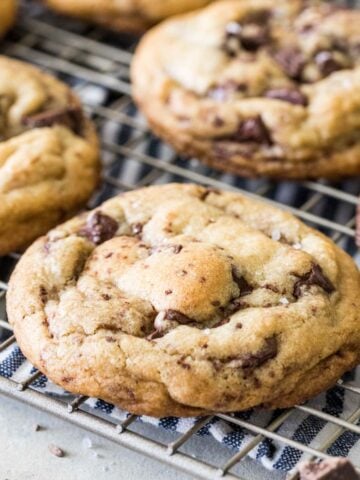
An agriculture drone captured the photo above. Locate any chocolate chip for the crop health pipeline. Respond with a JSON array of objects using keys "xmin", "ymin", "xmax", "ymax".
[
  {"xmin": 105, "ymin": 336, "xmax": 116, "ymax": 343},
  {"xmin": 213, "ymin": 317, "xmax": 231, "ymax": 328},
  {"xmin": 48, "ymin": 444, "xmax": 65, "ymax": 458},
  {"xmin": 39, "ymin": 286, "xmax": 48, "ymax": 304},
  {"xmin": 101, "ymin": 293, "xmax": 111, "ymax": 300},
  {"xmin": 81, "ymin": 212, "xmax": 118, "ymax": 245},
  {"xmin": 164, "ymin": 309, "xmax": 193, "ymax": 324},
  {"xmin": 265, "ymin": 88, "xmax": 308, "ymax": 106},
  {"xmin": 208, "ymin": 80, "xmax": 247, "ymax": 101},
  {"xmin": 231, "ymin": 116, "xmax": 272, "ymax": 145},
  {"xmin": 274, "ymin": 47, "xmax": 306, "ymax": 80},
  {"xmin": 298, "ymin": 457, "xmax": 360, "ymax": 480},
  {"xmin": 165, "ymin": 289, "xmax": 173, "ymax": 295},
  {"xmin": 210, "ymin": 336, "xmax": 277, "ymax": 373},
  {"xmin": 315, "ymin": 51, "xmax": 343, "ymax": 77},
  {"xmin": 147, "ymin": 329, "xmax": 166, "ymax": 340},
  {"xmin": 241, "ymin": 336, "xmax": 278, "ymax": 371},
  {"xmin": 200, "ymin": 187, "xmax": 221, "ymax": 200},
  {"xmin": 293, "ymin": 263, "xmax": 335, "ymax": 299},
  {"xmin": 132, "ymin": 223, "xmax": 143, "ymax": 237},
  {"xmin": 177, "ymin": 355, "xmax": 191, "ymax": 370},
  {"xmin": 22, "ymin": 106, "xmax": 84, "ymax": 136},
  {"xmin": 172, "ymin": 244, "xmax": 183, "ymax": 254},
  {"xmin": 232, "ymin": 267, "xmax": 253, "ymax": 296}
]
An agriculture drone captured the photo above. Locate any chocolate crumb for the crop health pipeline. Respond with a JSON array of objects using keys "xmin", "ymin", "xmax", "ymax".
[
  {"xmin": 101, "ymin": 293, "xmax": 111, "ymax": 300},
  {"xmin": 165, "ymin": 289, "xmax": 173, "ymax": 295},
  {"xmin": 48, "ymin": 444, "xmax": 65, "ymax": 458}
]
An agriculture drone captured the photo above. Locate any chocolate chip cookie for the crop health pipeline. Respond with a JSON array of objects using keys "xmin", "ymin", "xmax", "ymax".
[
  {"xmin": 0, "ymin": 0, "xmax": 17, "ymax": 38},
  {"xmin": 0, "ymin": 56, "xmax": 100, "ymax": 255},
  {"xmin": 132, "ymin": 0, "xmax": 360, "ymax": 179},
  {"xmin": 43, "ymin": 0, "xmax": 215, "ymax": 32},
  {"xmin": 7, "ymin": 184, "xmax": 360, "ymax": 417}
]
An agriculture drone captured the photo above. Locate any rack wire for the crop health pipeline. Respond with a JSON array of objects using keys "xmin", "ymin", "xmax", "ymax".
[{"xmin": 0, "ymin": 2, "xmax": 360, "ymax": 479}]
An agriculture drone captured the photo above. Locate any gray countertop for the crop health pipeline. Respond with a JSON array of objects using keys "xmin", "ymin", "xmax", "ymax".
[{"xmin": 0, "ymin": 396, "xmax": 285, "ymax": 480}]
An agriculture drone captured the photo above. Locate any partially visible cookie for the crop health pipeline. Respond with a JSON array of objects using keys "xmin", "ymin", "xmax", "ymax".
[
  {"xmin": 7, "ymin": 184, "xmax": 360, "ymax": 417},
  {"xmin": 0, "ymin": 0, "xmax": 17, "ymax": 38},
  {"xmin": 132, "ymin": 0, "xmax": 360, "ymax": 179},
  {"xmin": 43, "ymin": 0, "xmax": 214, "ymax": 32},
  {"xmin": 0, "ymin": 56, "xmax": 100, "ymax": 255}
]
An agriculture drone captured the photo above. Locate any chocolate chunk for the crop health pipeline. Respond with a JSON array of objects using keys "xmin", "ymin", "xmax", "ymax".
[
  {"xmin": 274, "ymin": 47, "xmax": 306, "ymax": 80},
  {"xmin": 293, "ymin": 263, "xmax": 335, "ymax": 299},
  {"xmin": 241, "ymin": 336, "xmax": 278, "ymax": 371},
  {"xmin": 224, "ymin": 21, "xmax": 269, "ymax": 54},
  {"xmin": 211, "ymin": 336, "xmax": 277, "ymax": 373},
  {"xmin": 132, "ymin": 223, "xmax": 143, "ymax": 237},
  {"xmin": 208, "ymin": 80, "xmax": 247, "ymax": 101},
  {"xmin": 81, "ymin": 212, "xmax": 118, "ymax": 245},
  {"xmin": 164, "ymin": 309, "xmax": 193, "ymax": 324},
  {"xmin": 232, "ymin": 267, "xmax": 253, "ymax": 296},
  {"xmin": 22, "ymin": 105, "xmax": 84, "ymax": 136},
  {"xmin": 265, "ymin": 88, "xmax": 308, "ymax": 106},
  {"xmin": 177, "ymin": 355, "xmax": 191, "ymax": 370},
  {"xmin": 315, "ymin": 51, "xmax": 343, "ymax": 77},
  {"xmin": 298, "ymin": 457, "xmax": 360, "ymax": 480},
  {"xmin": 231, "ymin": 116, "xmax": 272, "ymax": 145}
]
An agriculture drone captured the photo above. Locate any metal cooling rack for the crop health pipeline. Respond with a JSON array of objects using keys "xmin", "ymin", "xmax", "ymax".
[{"xmin": 0, "ymin": 2, "xmax": 360, "ymax": 479}]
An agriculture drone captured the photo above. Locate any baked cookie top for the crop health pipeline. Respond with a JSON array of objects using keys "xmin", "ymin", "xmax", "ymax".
[
  {"xmin": 132, "ymin": 0, "xmax": 360, "ymax": 178},
  {"xmin": 0, "ymin": 56, "xmax": 99, "ymax": 254},
  {"xmin": 8, "ymin": 184, "xmax": 360, "ymax": 417},
  {"xmin": 43, "ymin": 0, "xmax": 214, "ymax": 31},
  {"xmin": 0, "ymin": 0, "xmax": 17, "ymax": 38}
]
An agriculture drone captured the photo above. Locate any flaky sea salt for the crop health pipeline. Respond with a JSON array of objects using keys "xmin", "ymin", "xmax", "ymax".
[
  {"xmin": 279, "ymin": 297, "xmax": 289, "ymax": 305},
  {"xmin": 82, "ymin": 437, "xmax": 93, "ymax": 449},
  {"xmin": 271, "ymin": 229, "xmax": 281, "ymax": 241}
]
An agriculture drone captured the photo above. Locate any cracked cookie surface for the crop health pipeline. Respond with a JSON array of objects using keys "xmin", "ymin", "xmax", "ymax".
[
  {"xmin": 7, "ymin": 183, "xmax": 360, "ymax": 417},
  {"xmin": 43, "ymin": 0, "xmax": 215, "ymax": 32},
  {"xmin": 0, "ymin": 0, "xmax": 17, "ymax": 38},
  {"xmin": 132, "ymin": 0, "xmax": 360, "ymax": 179},
  {"xmin": 0, "ymin": 56, "xmax": 100, "ymax": 255}
]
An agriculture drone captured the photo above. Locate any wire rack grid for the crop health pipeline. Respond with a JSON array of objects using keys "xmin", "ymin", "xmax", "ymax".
[{"xmin": 0, "ymin": 3, "xmax": 360, "ymax": 480}]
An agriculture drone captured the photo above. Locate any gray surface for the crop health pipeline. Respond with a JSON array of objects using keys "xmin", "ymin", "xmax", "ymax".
[{"xmin": 0, "ymin": 396, "xmax": 285, "ymax": 480}]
